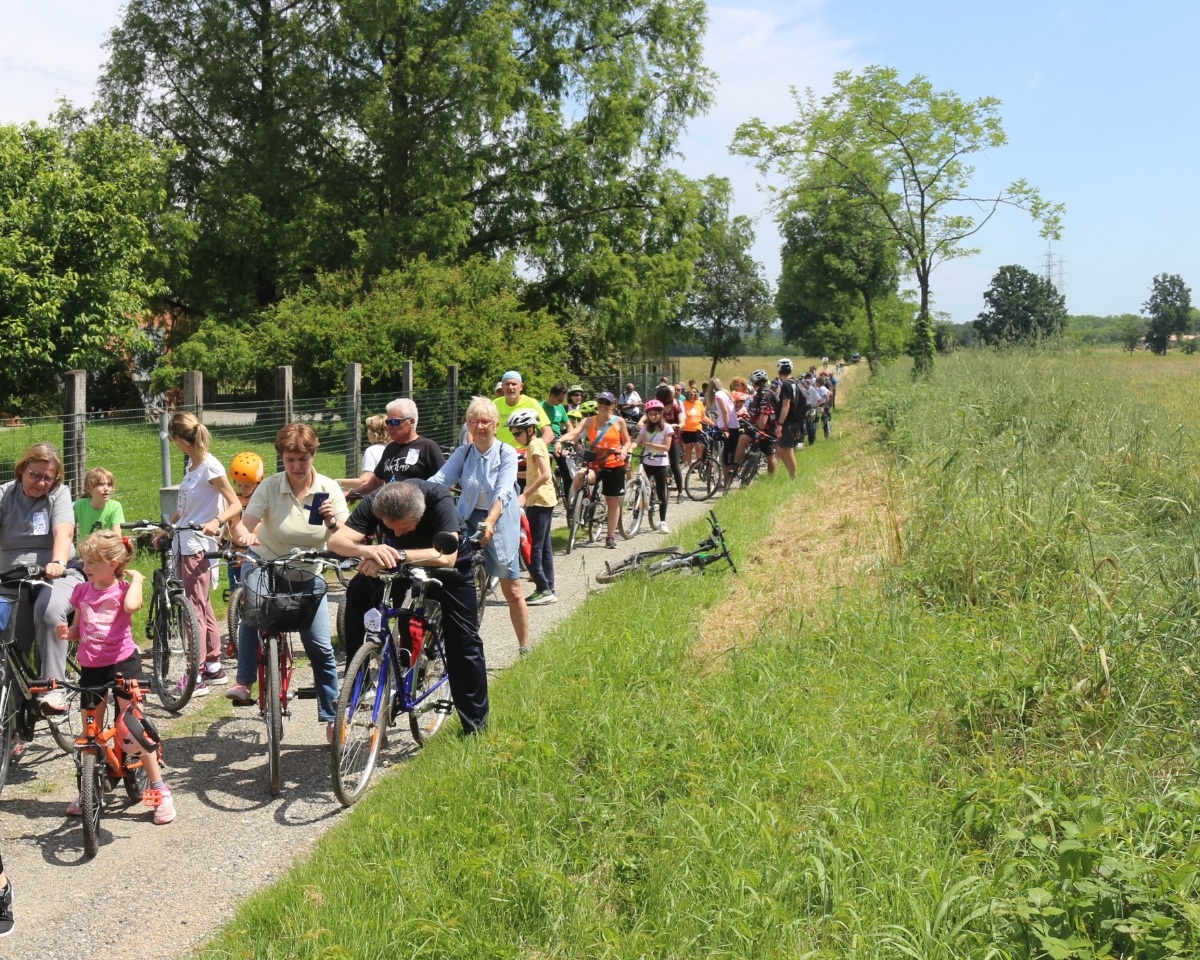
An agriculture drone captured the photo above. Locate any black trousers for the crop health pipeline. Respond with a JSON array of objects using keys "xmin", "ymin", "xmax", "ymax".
[
  {"xmin": 667, "ymin": 439, "xmax": 683, "ymax": 493},
  {"xmin": 343, "ymin": 569, "xmax": 489, "ymax": 734}
]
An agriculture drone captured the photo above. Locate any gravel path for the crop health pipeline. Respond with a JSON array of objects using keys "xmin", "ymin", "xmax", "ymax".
[{"xmin": 0, "ymin": 482, "xmax": 740, "ymax": 959}]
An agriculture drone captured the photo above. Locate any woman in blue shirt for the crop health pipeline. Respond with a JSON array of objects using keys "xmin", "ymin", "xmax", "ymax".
[{"xmin": 431, "ymin": 397, "xmax": 529, "ymax": 655}]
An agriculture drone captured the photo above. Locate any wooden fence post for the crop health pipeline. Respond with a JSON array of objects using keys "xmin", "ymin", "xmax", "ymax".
[
  {"xmin": 183, "ymin": 370, "xmax": 203, "ymax": 419},
  {"xmin": 62, "ymin": 370, "xmax": 86, "ymax": 498},
  {"xmin": 275, "ymin": 365, "xmax": 293, "ymax": 472},
  {"xmin": 402, "ymin": 360, "xmax": 413, "ymax": 399},
  {"xmin": 447, "ymin": 364, "xmax": 459, "ymax": 444},
  {"xmin": 345, "ymin": 362, "xmax": 362, "ymax": 480}
]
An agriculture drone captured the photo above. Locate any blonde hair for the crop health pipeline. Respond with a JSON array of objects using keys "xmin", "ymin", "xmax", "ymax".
[
  {"xmin": 365, "ymin": 414, "xmax": 388, "ymax": 446},
  {"xmin": 465, "ymin": 396, "xmax": 500, "ymax": 424},
  {"xmin": 14, "ymin": 443, "xmax": 64, "ymax": 490},
  {"xmin": 168, "ymin": 411, "xmax": 211, "ymax": 461},
  {"xmin": 84, "ymin": 467, "xmax": 114, "ymax": 493},
  {"xmin": 79, "ymin": 529, "xmax": 134, "ymax": 575}
]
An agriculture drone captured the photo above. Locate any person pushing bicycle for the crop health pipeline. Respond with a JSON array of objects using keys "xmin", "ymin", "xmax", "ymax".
[
  {"xmin": 329, "ymin": 481, "xmax": 489, "ymax": 735},
  {"xmin": 555, "ymin": 392, "xmax": 633, "ymax": 549}
]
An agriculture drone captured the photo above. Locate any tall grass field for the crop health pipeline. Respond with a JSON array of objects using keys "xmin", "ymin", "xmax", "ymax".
[{"xmin": 198, "ymin": 350, "xmax": 1200, "ymax": 959}]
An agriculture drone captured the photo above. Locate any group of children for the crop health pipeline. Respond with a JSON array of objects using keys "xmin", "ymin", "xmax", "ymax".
[{"xmin": 54, "ymin": 447, "xmax": 268, "ymax": 828}]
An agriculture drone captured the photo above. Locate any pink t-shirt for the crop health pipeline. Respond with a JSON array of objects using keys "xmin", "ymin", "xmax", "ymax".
[{"xmin": 70, "ymin": 580, "xmax": 137, "ymax": 668}]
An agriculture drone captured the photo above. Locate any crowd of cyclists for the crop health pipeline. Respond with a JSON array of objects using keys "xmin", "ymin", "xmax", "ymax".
[{"xmin": 0, "ymin": 357, "xmax": 840, "ymax": 924}]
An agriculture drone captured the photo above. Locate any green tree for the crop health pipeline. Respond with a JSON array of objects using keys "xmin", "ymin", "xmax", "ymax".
[
  {"xmin": 677, "ymin": 181, "xmax": 774, "ymax": 378},
  {"xmin": 732, "ymin": 66, "xmax": 1063, "ymax": 376},
  {"xmin": 101, "ymin": 0, "xmax": 712, "ymax": 341},
  {"xmin": 1117, "ymin": 315, "xmax": 1144, "ymax": 354},
  {"xmin": 775, "ymin": 180, "xmax": 900, "ymax": 374},
  {"xmin": 0, "ymin": 109, "xmax": 179, "ymax": 412},
  {"xmin": 973, "ymin": 264, "xmax": 1067, "ymax": 345},
  {"xmin": 1142, "ymin": 273, "xmax": 1192, "ymax": 355}
]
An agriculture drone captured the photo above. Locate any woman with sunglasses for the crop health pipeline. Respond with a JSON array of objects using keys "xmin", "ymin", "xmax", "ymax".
[
  {"xmin": 0, "ymin": 443, "xmax": 83, "ymax": 714},
  {"xmin": 431, "ymin": 397, "xmax": 530, "ymax": 654},
  {"xmin": 556, "ymin": 392, "xmax": 633, "ymax": 549}
]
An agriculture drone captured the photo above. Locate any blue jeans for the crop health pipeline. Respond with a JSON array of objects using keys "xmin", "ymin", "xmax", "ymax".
[{"xmin": 236, "ymin": 568, "xmax": 339, "ymax": 722}]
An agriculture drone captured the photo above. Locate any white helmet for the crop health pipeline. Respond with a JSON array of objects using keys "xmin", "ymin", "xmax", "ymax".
[
  {"xmin": 505, "ymin": 408, "xmax": 540, "ymax": 430},
  {"xmin": 777, "ymin": 357, "xmax": 793, "ymax": 373}
]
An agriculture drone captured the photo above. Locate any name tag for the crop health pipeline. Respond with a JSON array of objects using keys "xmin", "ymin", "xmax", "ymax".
[
  {"xmin": 404, "ymin": 448, "xmax": 420, "ymax": 466},
  {"xmin": 31, "ymin": 511, "xmax": 49, "ymax": 536}
]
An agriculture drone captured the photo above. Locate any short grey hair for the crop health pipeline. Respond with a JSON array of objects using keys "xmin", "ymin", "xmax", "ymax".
[
  {"xmin": 465, "ymin": 396, "xmax": 499, "ymax": 423},
  {"xmin": 373, "ymin": 482, "xmax": 427, "ymax": 523},
  {"xmin": 385, "ymin": 397, "xmax": 419, "ymax": 426}
]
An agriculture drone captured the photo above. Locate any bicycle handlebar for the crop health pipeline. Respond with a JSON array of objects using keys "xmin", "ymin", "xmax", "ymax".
[
  {"xmin": 121, "ymin": 520, "xmax": 205, "ymax": 534},
  {"xmin": 0, "ymin": 563, "xmax": 45, "ymax": 584}
]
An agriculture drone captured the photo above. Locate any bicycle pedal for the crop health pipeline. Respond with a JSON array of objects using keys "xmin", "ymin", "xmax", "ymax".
[
  {"xmin": 293, "ymin": 687, "xmax": 317, "ymax": 700},
  {"xmin": 434, "ymin": 699, "xmax": 454, "ymax": 715}
]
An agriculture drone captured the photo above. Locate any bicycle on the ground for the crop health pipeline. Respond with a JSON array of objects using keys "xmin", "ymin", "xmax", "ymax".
[
  {"xmin": 0, "ymin": 563, "xmax": 81, "ymax": 796},
  {"xmin": 595, "ymin": 510, "xmax": 736, "ymax": 584},
  {"xmin": 684, "ymin": 426, "xmax": 725, "ymax": 502},
  {"xmin": 215, "ymin": 548, "xmax": 343, "ymax": 796},
  {"xmin": 330, "ymin": 532, "xmax": 459, "ymax": 807},
  {"xmin": 619, "ymin": 452, "xmax": 664, "ymax": 538},
  {"xmin": 120, "ymin": 520, "xmax": 204, "ymax": 712},
  {"xmin": 42, "ymin": 673, "xmax": 155, "ymax": 859}
]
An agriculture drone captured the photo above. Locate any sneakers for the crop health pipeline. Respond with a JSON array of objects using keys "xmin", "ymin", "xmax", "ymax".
[
  {"xmin": 525, "ymin": 590, "xmax": 557, "ymax": 606},
  {"xmin": 0, "ymin": 879, "xmax": 14, "ymax": 938},
  {"xmin": 39, "ymin": 689, "xmax": 68, "ymax": 715},
  {"xmin": 605, "ymin": 536, "xmax": 617, "ymax": 549},
  {"xmin": 658, "ymin": 522, "xmax": 670, "ymax": 534},
  {"xmin": 177, "ymin": 675, "xmax": 209, "ymax": 697},
  {"xmin": 518, "ymin": 646, "xmax": 532, "ymax": 658},
  {"xmin": 203, "ymin": 664, "xmax": 228, "ymax": 685},
  {"xmin": 143, "ymin": 785, "xmax": 176, "ymax": 824},
  {"xmin": 225, "ymin": 682, "xmax": 253, "ymax": 703},
  {"xmin": 326, "ymin": 720, "xmax": 335, "ymax": 745},
  {"xmin": 67, "ymin": 795, "xmax": 82, "ymax": 816}
]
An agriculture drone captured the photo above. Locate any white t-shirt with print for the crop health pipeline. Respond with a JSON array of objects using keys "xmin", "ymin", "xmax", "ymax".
[
  {"xmin": 175, "ymin": 453, "xmax": 226, "ymax": 555},
  {"xmin": 637, "ymin": 423, "xmax": 674, "ymax": 467}
]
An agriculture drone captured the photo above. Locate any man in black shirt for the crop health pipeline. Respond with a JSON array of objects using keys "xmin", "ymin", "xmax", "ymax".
[
  {"xmin": 352, "ymin": 398, "xmax": 445, "ymax": 497},
  {"xmin": 774, "ymin": 358, "xmax": 804, "ymax": 479},
  {"xmin": 329, "ymin": 480, "xmax": 488, "ymax": 734}
]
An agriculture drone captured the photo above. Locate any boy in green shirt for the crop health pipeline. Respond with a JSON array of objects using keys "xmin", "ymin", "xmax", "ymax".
[{"xmin": 73, "ymin": 467, "xmax": 126, "ymax": 539}]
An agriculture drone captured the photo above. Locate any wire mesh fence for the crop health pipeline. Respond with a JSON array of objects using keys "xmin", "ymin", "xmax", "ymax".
[{"xmin": 0, "ymin": 361, "xmax": 677, "ymax": 522}]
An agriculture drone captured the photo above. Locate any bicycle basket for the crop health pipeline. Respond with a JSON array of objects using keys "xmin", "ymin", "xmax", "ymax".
[{"xmin": 242, "ymin": 567, "xmax": 327, "ymax": 632}]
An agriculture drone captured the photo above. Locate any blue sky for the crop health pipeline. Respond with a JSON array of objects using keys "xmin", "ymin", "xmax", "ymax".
[{"xmin": 0, "ymin": 0, "xmax": 1192, "ymax": 322}]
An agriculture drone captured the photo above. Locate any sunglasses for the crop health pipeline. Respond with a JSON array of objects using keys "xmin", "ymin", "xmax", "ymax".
[
  {"xmin": 26, "ymin": 469, "xmax": 56, "ymax": 484},
  {"xmin": 596, "ymin": 400, "xmax": 613, "ymax": 406},
  {"xmin": 385, "ymin": 417, "xmax": 413, "ymax": 427}
]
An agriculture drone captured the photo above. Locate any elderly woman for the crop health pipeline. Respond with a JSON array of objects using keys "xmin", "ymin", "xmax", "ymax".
[
  {"xmin": 430, "ymin": 397, "xmax": 530, "ymax": 654},
  {"xmin": 0, "ymin": 444, "xmax": 83, "ymax": 713},
  {"xmin": 229, "ymin": 423, "xmax": 349, "ymax": 740},
  {"xmin": 338, "ymin": 414, "xmax": 389, "ymax": 490}
]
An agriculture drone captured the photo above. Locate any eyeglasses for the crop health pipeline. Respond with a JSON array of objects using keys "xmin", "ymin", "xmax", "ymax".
[
  {"xmin": 467, "ymin": 418, "xmax": 496, "ymax": 427},
  {"xmin": 385, "ymin": 417, "xmax": 413, "ymax": 427},
  {"xmin": 26, "ymin": 469, "xmax": 55, "ymax": 484}
]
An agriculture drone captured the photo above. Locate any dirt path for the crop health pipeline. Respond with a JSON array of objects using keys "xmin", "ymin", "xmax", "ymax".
[{"xmin": 0, "ymin": 481, "xmax": 752, "ymax": 959}]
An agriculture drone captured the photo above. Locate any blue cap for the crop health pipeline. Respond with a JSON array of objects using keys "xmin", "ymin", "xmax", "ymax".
[{"xmin": 501, "ymin": 371, "xmax": 523, "ymax": 383}]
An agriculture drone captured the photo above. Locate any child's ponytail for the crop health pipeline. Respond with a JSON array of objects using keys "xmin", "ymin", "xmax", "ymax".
[{"xmin": 79, "ymin": 530, "xmax": 135, "ymax": 576}]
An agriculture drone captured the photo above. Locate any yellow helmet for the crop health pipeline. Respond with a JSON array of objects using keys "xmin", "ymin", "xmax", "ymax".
[{"xmin": 229, "ymin": 451, "xmax": 264, "ymax": 484}]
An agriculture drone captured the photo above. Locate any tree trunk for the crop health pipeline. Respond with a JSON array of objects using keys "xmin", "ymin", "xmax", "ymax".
[
  {"xmin": 912, "ymin": 267, "xmax": 936, "ymax": 377},
  {"xmin": 863, "ymin": 290, "xmax": 880, "ymax": 376},
  {"xmin": 708, "ymin": 355, "xmax": 718, "ymax": 379}
]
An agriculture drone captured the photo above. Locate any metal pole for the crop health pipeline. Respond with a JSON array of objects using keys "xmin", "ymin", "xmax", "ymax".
[
  {"xmin": 275, "ymin": 365, "xmax": 293, "ymax": 473},
  {"xmin": 62, "ymin": 370, "xmax": 86, "ymax": 498},
  {"xmin": 159, "ymin": 410, "xmax": 172, "ymax": 487},
  {"xmin": 345, "ymin": 362, "xmax": 362, "ymax": 480},
  {"xmin": 447, "ymin": 364, "xmax": 459, "ymax": 448},
  {"xmin": 402, "ymin": 360, "xmax": 413, "ymax": 399}
]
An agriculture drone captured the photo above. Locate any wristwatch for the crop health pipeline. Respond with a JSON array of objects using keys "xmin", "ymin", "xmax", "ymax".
[{"xmin": 396, "ymin": 549, "xmax": 408, "ymax": 565}]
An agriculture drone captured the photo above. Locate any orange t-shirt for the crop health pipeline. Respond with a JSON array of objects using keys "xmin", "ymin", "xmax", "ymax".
[
  {"xmin": 682, "ymin": 399, "xmax": 707, "ymax": 432},
  {"xmin": 585, "ymin": 417, "xmax": 625, "ymax": 469}
]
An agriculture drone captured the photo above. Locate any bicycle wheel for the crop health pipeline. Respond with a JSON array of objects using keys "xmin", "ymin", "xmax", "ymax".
[
  {"xmin": 331, "ymin": 639, "xmax": 390, "ymax": 807},
  {"xmin": 473, "ymin": 560, "xmax": 489, "ymax": 628},
  {"xmin": 47, "ymin": 644, "xmax": 81, "ymax": 755},
  {"xmin": 410, "ymin": 602, "xmax": 452, "ymax": 746},
  {"xmin": 595, "ymin": 547, "xmax": 683, "ymax": 584},
  {"xmin": 226, "ymin": 587, "xmax": 243, "ymax": 653},
  {"xmin": 685, "ymin": 457, "xmax": 718, "ymax": 501},
  {"xmin": 0, "ymin": 675, "xmax": 17, "ymax": 799},
  {"xmin": 647, "ymin": 480, "xmax": 663, "ymax": 532},
  {"xmin": 265, "ymin": 633, "xmax": 283, "ymax": 796},
  {"xmin": 124, "ymin": 764, "xmax": 148, "ymax": 803},
  {"xmin": 566, "ymin": 489, "xmax": 584, "ymax": 554},
  {"xmin": 80, "ymin": 751, "xmax": 104, "ymax": 858},
  {"xmin": 154, "ymin": 593, "xmax": 201, "ymax": 712},
  {"xmin": 586, "ymin": 496, "xmax": 603, "ymax": 544},
  {"xmin": 620, "ymin": 478, "xmax": 643, "ymax": 539},
  {"xmin": 335, "ymin": 595, "xmax": 347, "ymax": 649}
]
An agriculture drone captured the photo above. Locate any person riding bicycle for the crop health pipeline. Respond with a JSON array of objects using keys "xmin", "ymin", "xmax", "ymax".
[
  {"xmin": 732, "ymin": 370, "xmax": 778, "ymax": 478},
  {"xmin": 556, "ymin": 392, "xmax": 633, "ymax": 549},
  {"xmin": 634, "ymin": 399, "xmax": 674, "ymax": 532},
  {"xmin": 329, "ymin": 481, "xmax": 489, "ymax": 735}
]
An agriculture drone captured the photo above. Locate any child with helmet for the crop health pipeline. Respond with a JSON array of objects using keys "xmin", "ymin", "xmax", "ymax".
[{"xmin": 225, "ymin": 452, "xmax": 265, "ymax": 593}]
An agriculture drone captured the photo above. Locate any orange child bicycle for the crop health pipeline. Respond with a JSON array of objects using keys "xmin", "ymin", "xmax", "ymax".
[{"xmin": 36, "ymin": 673, "xmax": 169, "ymax": 858}]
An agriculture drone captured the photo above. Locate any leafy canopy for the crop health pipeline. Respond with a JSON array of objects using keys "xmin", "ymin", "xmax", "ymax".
[
  {"xmin": 732, "ymin": 66, "xmax": 1063, "ymax": 375},
  {"xmin": 1142, "ymin": 273, "xmax": 1192, "ymax": 355},
  {"xmin": 973, "ymin": 264, "xmax": 1068, "ymax": 345}
]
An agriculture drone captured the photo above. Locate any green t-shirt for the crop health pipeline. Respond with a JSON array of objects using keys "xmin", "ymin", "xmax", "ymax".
[
  {"xmin": 542, "ymin": 400, "xmax": 569, "ymax": 438},
  {"xmin": 495, "ymin": 395, "xmax": 551, "ymax": 447},
  {"xmin": 73, "ymin": 498, "xmax": 126, "ymax": 540}
]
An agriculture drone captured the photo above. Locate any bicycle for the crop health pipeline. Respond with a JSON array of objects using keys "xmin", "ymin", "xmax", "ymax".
[
  {"xmin": 684, "ymin": 426, "xmax": 724, "ymax": 502},
  {"xmin": 595, "ymin": 510, "xmax": 736, "ymax": 584},
  {"xmin": 565, "ymin": 450, "xmax": 609, "ymax": 553},
  {"xmin": 0, "ymin": 564, "xmax": 82, "ymax": 796},
  {"xmin": 220, "ymin": 548, "xmax": 344, "ymax": 795},
  {"xmin": 330, "ymin": 531, "xmax": 459, "ymax": 806},
  {"xmin": 120, "ymin": 521, "xmax": 204, "ymax": 712},
  {"xmin": 725, "ymin": 419, "xmax": 770, "ymax": 492},
  {"xmin": 619, "ymin": 452, "xmax": 664, "ymax": 539},
  {"xmin": 469, "ymin": 524, "xmax": 494, "ymax": 628},
  {"xmin": 41, "ymin": 673, "xmax": 156, "ymax": 858}
]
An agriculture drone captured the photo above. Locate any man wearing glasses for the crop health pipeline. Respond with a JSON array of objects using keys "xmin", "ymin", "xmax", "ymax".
[{"xmin": 350, "ymin": 398, "xmax": 445, "ymax": 497}]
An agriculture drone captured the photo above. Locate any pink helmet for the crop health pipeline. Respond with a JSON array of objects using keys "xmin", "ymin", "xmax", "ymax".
[{"xmin": 644, "ymin": 399, "xmax": 664, "ymax": 411}]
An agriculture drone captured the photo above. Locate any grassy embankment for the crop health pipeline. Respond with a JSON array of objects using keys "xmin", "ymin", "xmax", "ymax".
[{"xmin": 199, "ymin": 350, "xmax": 1200, "ymax": 959}]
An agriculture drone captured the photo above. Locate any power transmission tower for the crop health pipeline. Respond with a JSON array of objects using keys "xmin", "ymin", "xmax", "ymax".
[{"xmin": 1040, "ymin": 241, "xmax": 1067, "ymax": 299}]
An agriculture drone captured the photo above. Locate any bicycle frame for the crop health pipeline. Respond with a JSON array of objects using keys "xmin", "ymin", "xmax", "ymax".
[{"xmin": 74, "ymin": 682, "xmax": 146, "ymax": 781}]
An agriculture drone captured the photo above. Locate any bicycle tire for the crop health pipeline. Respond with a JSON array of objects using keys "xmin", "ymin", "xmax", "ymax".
[
  {"xmin": 80, "ymin": 751, "xmax": 103, "ymax": 858},
  {"xmin": 331, "ymin": 639, "xmax": 389, "ymax": 807},
  {"xmin": 620, "ymin": 478, "xmax": 643, "ymax": 539},
  {"xmin": 265, "ymin": 633, "xmax": 283, "ymax": 796},
  {"xmin": 685, "ymin": 457, "xmax": 718, "ymax": 501},
  {"xmin": 410, "ymin": 601, "xmax": 451, "ymax": 746},
  {"xmin": 566, "ymin": 489, "xmax": 584, "ymax": 554},
  {"xmin": 226, "ymin": 587, "xmax": 243, "ymax": 654},
  {"xmin": 473, "ymin": 560, "xmax": 489, "ymax": 628},
  {"xmin": 595, "ymin": 546, "xmax": 684, "ymax": 584},
  {"xmin": 0, "ymin": 676, "xmax": 16, "ymax": 799},
  {"xmin": 586, "ymin": 495, "xmax": 602, "ymax": 544},
  {"xmin": 739, "ymin": 454, "xmax": 761, "ymax": 488},
  {"xmin": 647, "ymin": 480, "xmax": 663, "ymax": 531},
  {"xmin": 124, "ymin": 764, "xmax": 148, "ymax": 803},
  {"xmin": 47, "ymin": 644, "xmax": 81, "ymax": 755},
  {"xmin": 335, "ymin": 595, "xmax": 347, "ymax": 649},
  {"xmin": 154, "ymin": 592, "xmax": 201, "ymax": 712}
]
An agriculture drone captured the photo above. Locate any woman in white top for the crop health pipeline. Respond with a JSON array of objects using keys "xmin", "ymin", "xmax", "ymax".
[
  {"xmin": 159, "ymin": 412, "xmax": 241, "ymax": 692},
  {"xmin": 338, "ymin": 414, "xmax": 389, "ymax": 491}
]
